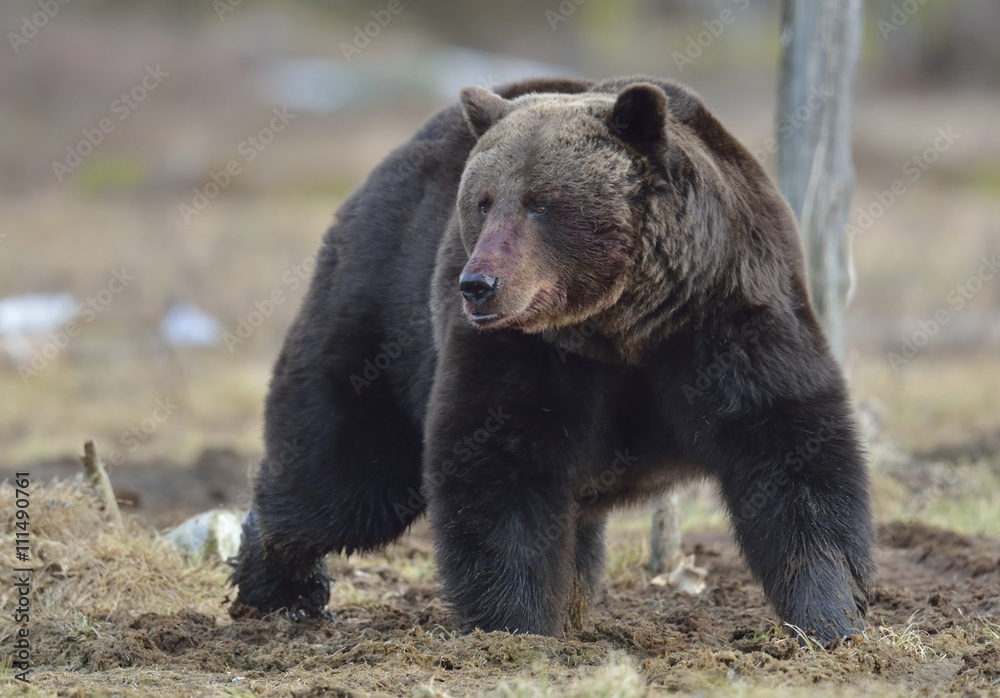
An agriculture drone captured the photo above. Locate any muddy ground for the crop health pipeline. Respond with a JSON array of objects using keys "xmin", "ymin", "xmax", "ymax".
[{"xmin": 2, "ymin": 457, "xmax": 999, "ymax": 697}]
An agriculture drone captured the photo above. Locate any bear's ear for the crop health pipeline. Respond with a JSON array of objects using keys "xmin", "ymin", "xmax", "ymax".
[
  {"xmin": 607, "ymin": 83, "xmax": 668, "ymax": 152},
  {"xmin": 460, "ymin": 86, "xmax": 513, "ymax": 138}
]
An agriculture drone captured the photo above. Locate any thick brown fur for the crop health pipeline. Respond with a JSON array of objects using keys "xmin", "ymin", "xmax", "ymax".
[{"xmin": 228, "ymin": 76, "xmax": 875, "ymax": 646}]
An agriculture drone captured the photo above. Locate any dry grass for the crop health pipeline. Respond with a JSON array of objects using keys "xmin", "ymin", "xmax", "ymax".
[
  {"xmin": 0, "ymin": 479, "xmax": 229, "ymax": 627},
  {"xmin": 866, "ymin": 619, "xmax": 942, "ymax": 662},
  {"xmin": 605, "ymin": 538, "xmax": 650, "ymax": 588},
  {"xmin": 4, "ymin": 472, "xmax": 1000, "ymax": 695},
  {"xmin": 980, "ymin": 618, "xmax": 1000, "ymax": 641},
  {"xmin": 851, "ymin": 354, "xmax": 1000, "ymax": 456},
  {"xmin": 493, "ymin": 654, "xmax": 645, "ymax": 698}
]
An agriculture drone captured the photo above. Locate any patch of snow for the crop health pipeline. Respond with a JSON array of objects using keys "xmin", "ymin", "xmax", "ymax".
[
  {"xmin": 0, "ymin": 292, "xmax": 77, "ymax": 335},
  {"xmin": 160, "ymin": 302, "xmax": 222, "ymax": 346}
]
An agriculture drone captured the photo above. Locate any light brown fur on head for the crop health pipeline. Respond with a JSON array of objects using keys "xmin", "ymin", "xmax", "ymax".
[
  {"xmin": 456, "ymin": 79, "xmax": 804, "ymax": 364},
  {"xmin": 456, "ymin": 85, "xmax": 666, "ymax": 338}
]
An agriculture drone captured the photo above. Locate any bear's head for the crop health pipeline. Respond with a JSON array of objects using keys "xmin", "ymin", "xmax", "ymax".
[{"xmin": 455, "ymin": 83, "xmax": 671, "ymax": 337}]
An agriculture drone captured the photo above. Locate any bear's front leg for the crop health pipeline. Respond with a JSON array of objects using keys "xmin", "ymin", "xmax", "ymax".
[
  {"xmin": 427, "ymin": 459, "xmax": 577, "ymax": 635},
  {"xmin": 422, "ymin": 328, "xmax": 612, "ymax": 636},
  {"xmin": 710, "ymin": 392, "xmax": 876, "ymax": 645}
]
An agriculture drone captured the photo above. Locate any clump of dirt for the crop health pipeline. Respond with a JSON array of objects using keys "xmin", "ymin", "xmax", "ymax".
[
  {"xmin": 962, "ymin": 645, "xmax": 1000, "ymax": 680},
  {"xmin": 3, "ymin": 479, "xmax": 999, "ymax": 696},
  {"xmin": 878, "ymin": 520, "xmax": 1000, "ymax": 618}
]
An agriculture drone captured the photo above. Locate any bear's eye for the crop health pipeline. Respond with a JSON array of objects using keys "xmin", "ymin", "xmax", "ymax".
[
  {"xmin": 529, "ymin": 204, "xmax": 548, "ymax": 217},
  {"xmin": 478, "ymin": 200, "xmax": 491, "ymax": 216}
]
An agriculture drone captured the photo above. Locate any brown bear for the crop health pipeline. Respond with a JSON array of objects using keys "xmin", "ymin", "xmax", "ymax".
[{"xmin": 227, "ymin": 76, "xmax": 875, "ymax": 645}]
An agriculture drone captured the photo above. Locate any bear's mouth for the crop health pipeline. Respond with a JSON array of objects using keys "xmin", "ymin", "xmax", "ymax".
[
  {"xmin": 463, "ymin": 285, "xmax": 564, "ymax": 333},
  {"xmin": 466, "ymin": 311, "xmax": 530, "ymax": 332},
  {"xmin": 467, "ymin": 312, "xmax": 501, "ymax": 327}
]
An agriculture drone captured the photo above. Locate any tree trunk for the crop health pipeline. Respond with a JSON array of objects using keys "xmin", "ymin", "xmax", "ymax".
[
  {"xmin": 649, "ymin": 492, "xmax": 682, "ymax": 576},
  {"xmin": 649, "ymin": 1, "xmax": 862, "ymax": 578},
  {"xmin": 776, "ymin": 0, "xmax": 863, "ymax": 361}
]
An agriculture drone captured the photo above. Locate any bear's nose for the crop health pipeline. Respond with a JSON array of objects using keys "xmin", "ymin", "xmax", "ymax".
[{"xmin": 459, "ymin": 272, "xmax": 499, "ymax": 306}]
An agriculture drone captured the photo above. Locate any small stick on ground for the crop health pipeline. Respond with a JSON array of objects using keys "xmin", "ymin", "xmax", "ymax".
[
  {"xmin": 81, "ymin": 439, "xmax": 123, "ymax": 529},
  {"xmin": 649, "ymin": 492, "xmax": 682, "ymax": 576}
]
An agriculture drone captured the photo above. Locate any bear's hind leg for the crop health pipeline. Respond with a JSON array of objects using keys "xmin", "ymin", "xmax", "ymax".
[
  {"xmin": 227, "ymin": 508, "xmax": 331, "ymax": 620},
  {"xmin": 229, "ymin": 377, "xmax": 425, "ymax": 620}
]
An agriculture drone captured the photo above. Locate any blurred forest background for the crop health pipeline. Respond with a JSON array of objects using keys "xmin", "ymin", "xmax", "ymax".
[{"xmin": 1, "ymin": 0, "xmax": 998, "ymax": 532}]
